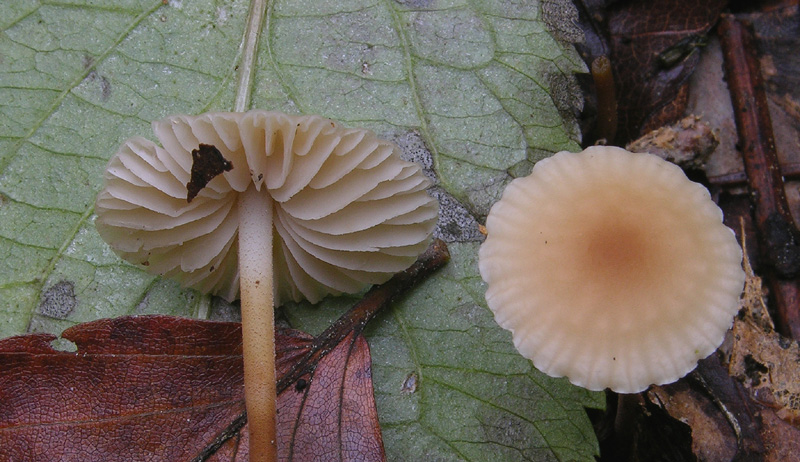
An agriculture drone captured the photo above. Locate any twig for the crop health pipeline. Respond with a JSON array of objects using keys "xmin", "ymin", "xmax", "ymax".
[
  {"xmin": 708, "ymin": 162, "xmax": 800, "ymax": 186},
  {"xmin": 718, "ymin": 14, "xmax": 800, "ymax": 339},
  {"xmin": 278, "ymin": 239, "xmax": 450, "ymax": 393}
]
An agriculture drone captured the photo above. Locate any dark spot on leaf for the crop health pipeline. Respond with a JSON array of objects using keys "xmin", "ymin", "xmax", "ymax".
[
  {"xmin": 295, "ymin": 378, "xmax": 308, "ymax": 392},
  {"xmin": 478, "ymin": 411, "xmax": 528, "ymax": 448},
  {"xmin": 38, "ymin": 281, "xmax": 77, "ymax": 319},
  {"xmin": 401, "ymin": 372, "xmax": 418, "ymax": 394},
  {"xmin": 394, "ymin": 0, "xmax": 434, "ymax": 8},
  {"xmin": 99, "ymin": 76, "xmax": 111, "ymax": 101},
  {"xmin": 209, "ymin": 266, "xmax": 215, "ymax": 272},
  {"xmin": 83, "ymin": 70, "xmax": 111, "ymax": 101},
  {"xmin": 186, "ymin": 144, "xmax": 233, "ymax": 203}
]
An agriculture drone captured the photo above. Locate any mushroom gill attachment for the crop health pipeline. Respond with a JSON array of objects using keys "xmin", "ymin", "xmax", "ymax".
[
  {"xmin": 95, "ymin": 110, "xmax": 438, "ymax": 304},
  {"xmin": 478, "ymin": 146, "xmax": 745, "ymax": 393}
]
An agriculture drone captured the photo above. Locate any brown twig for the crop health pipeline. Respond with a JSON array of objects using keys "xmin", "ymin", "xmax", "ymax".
[
  {"xmin": 718, "ymin": 14, "xmax": 800, "ymax": 339},
  {"xmin": 708, "ymin": 162, "xmax": 800, "ymax": 186},
  {"xmin": 278, "ymin": 238, "xmax": 450, "ymax": 393}
]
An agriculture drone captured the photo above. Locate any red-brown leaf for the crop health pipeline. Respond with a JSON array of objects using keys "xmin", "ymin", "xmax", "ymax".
[
  {"xmin": 276, "ymin": 330, "xmax": 383, "ymax": 461},
  {"xmin": 0, "ymin": 315, "xmax": 384, "ymax": 462}
]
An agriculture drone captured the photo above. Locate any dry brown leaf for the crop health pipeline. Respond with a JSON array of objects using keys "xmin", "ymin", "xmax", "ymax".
[{"xmin": 0, "ymin": 315, "xmax": 384, "ymax": 462}]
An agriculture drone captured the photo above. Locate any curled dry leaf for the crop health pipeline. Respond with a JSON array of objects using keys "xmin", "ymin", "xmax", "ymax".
[{"xmin": 0, "ymin": 315, "xmax": 385, "ymax": 462}]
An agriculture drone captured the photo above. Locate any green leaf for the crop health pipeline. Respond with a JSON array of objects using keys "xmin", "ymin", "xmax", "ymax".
[{"xmin": 0, "ymin": 0, "xmax": 602, "ymax": 460}]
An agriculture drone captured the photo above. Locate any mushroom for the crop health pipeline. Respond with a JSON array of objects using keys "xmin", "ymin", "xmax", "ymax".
[
  {"xmin": 95, "ymin": 110, "xmax": 438, "ymax": 459},
  {"xmin": 478, "ymin": 145, "xmax": 745, "ymax": 393}
]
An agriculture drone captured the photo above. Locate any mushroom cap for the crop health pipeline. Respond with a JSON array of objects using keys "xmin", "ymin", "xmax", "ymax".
[
  {"xmin": 478, "ymin": 146, "xmax": 745, "ymax": 393},
  {"xmin": 95, "ymin": 110, "xmax": 438, "ymax": 304}
]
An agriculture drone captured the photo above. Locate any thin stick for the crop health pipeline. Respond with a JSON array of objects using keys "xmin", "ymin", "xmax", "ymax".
[
  {"xmin": 238, "ymin": 185, "xmax": 277, "ymax": 461},
  {"xmin": 278, "ymin": 239, "xmax": 451, "ymax": 392}
]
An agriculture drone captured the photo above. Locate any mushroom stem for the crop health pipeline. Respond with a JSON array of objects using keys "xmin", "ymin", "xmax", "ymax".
[{"xmin": 237, "ymin": 184, "xmax": 277, "ymax": 462}]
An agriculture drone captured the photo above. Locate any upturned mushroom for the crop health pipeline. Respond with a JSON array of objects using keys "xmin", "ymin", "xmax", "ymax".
[
  {"xmin": 478, "ymin": 145, "xmax": 745, "ymax": 393},
  {"xmin": 95, "ymin": 110, "xmax": 438, "ymax": 459}
]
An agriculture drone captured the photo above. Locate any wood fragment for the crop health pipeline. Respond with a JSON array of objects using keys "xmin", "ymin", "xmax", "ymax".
[{"xmin": 719, "ymin": 14, "xmax": 800, "ymax": 339}]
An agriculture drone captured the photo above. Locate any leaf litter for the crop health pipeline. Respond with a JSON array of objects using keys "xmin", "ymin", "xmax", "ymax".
[{"xmin": 0, "ymin": 239, "xmax": 450, "ymax": 461}]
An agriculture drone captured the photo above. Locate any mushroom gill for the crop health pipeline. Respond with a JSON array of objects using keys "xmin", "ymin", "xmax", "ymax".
[{"xmin": 95, "ymin": 110, "xmax": 438, "ymax": 304}]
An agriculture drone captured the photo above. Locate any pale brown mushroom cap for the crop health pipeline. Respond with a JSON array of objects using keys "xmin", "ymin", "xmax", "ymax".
[
  {"xmin": 95, "ymin": 110, "xmax": 438, "ymax": 304},
  {"xmin": 478, "ymin": 146, "xmax": 745, "ymax": 393}
]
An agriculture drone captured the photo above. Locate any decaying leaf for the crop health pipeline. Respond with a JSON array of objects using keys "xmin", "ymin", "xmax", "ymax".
[
  {"xmin": 0, "ymin": 315, "xmax": 384, "ymax": 462},
  {"xmin": 724, "ymin": 246, "xmax": 800, "ymax": 426},
  {"xmin": 576, "ymin": 0, "xmax": 728, "ymax": 142}
]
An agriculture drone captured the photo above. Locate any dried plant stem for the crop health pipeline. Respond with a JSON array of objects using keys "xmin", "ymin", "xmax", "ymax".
[
  {"xmin": 238, "ymin": 185, "xmax": 277, "ymax": 462},
  {"xmin": 234, "ymin": 0, "xmax": 267, "ymax": 113},
  {"xmin": 719, "ymin": 15, "xmax": 800, "ymax": 339}
]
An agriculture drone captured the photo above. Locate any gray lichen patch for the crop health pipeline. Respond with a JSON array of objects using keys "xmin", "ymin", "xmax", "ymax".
[
  {"xmin": 208, "ymin": 296, "xmax": 241, "ymax": 322},
  {"xmin": 548, "ymin": 72, "xmax": 584, "ymax": 129},
  {"xmin": 541, "ymin": 0, "xmax": 584, "ymax": 43},
  {"xmin": 385, "ymin": 129, "xmax": 486, "ymax": 241},
  {"xmin": 385, "ymin": 130, "xmax": 436, "ymax": 184},
  {"xmin": 430, "ymin": 187, "xmax": 484, "ymax": 243},
  {"xmin": 37, "ymin": 280, "xmax": 77, "ymax": 319}
]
